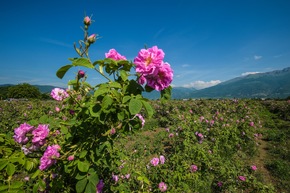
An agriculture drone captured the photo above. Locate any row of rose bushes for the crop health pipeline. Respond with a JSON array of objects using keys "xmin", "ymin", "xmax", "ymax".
[{"xmin": 0, "ymin": 97, "xmax": 281, "ymax": 192}]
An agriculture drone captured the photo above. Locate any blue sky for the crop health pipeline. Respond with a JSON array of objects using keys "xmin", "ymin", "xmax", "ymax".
[{"xmin": 1, "ymin": 0, "xmax": 290, "ymax": 89}]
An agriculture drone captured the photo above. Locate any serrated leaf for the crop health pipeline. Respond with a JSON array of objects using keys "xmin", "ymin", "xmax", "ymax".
[
  {"xmin": 102, "ymin": 95, "xmax": 113, "ymax": 109},
  {"xmin": 72, "ymin": 58, "xmax": 94, "ymax": 69},
  {"xmin": 56, "ymin": 65, "xmax": 73, "ymax": 79},
  {"xmin": 79, "ymin": 150, "xmax": 87, "ymax": 158},
  {"xmin": 78, "ymin": 161, "xmax": 90, "ymax": 172},
  {"xmin": 129, "ymin": 99, "xmax": 142, "ymax": 115},
  {"xmin": 31, "ymin": 169, "xmax": 41, "ymax": 179},
  {"xmin": 0, "ymin": 160, "xmax": 8, "ymax": 171},
  {"xmin": 122, "ymin": 96, "xmax": 131, "ymax": 104},
  {"xmin": 109, "ymin": 82, "xmax": 121, "ymax": 88},
  {"xmin": 6, "ymin": 163, "xmax": 15, "ymax": 176},
  {"xmin": 141, "ymin": 100, "xmax": 154, "ymax": 117},
  {"xmin": 76, "ymin": 178, "xmax": 88, "ymax": 193},
  {"xmin": 120, "ymin": 70, "xmax": 128, "ymax": 81}
]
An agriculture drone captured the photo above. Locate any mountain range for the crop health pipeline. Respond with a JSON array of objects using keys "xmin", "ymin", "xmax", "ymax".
[{"xmin": 1, "ymin": 67, "xmax": 290, "ymax": 99}]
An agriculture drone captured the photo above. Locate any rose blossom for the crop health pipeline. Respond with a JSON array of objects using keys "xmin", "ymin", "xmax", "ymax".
[
  {"xmin": 150, "ymin": 157, "xmax": 159, "ymax": 166},
  {"xmin": 158, "ymin": 182, "xmax": 167, "ymax": 192},
  {"xmin": 50, "ymin": 88, "xmax": 69, "ymax": 101},
  {"xmin": 87, "ymin": 34, "xmax": 96, "ymax": 43},
  {"xmin": 96, "ymin": 179, "xmax": 104, "ymax": 193},
  {"xmin": 39, "ymin": 145, "xmax": 61, "ymax": 171},
  {"xmin": 251, "ymin": 165, "xmax": 257, "ymax": 171},
  {"xmin": 144, "ymin": 62, "xmax": 173, "ymax": 91},
  {"xmin": 190, "ymin": 164, "xmax": 198, "ymax": 172},
  {"xmin": 32, "ymin": 124, "xmax": 49, "ymax": 146},
  {"xmin": 67, "ymin": 155, "xmax": 74, "ymax": 161},
  {"xmin": 13, "ymin": 123, "xmax": 34, "ymax": 144},
  {"xmin": 238, "ymin": 175, "xmax": 246, "ymax": 181},
  {"xmin": 78, "ymin": 70, "xmax": 85, "ymax": 78},
  {"xmin": 105, "ymin": 49, "xmax": 126, "ymax": 61}
]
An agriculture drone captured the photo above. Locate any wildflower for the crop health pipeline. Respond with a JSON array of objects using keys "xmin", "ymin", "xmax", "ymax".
[
  {"xmin": 39, "ymin": 145, "xmax": 61, "ymax": 171},
  {"xmin": 13, "ymin": 123, "xmax": 34, "ymax": 144},
  {"xmin": 134, "ymin": 114, "xmax": 145, "ymax": 127},
  {"xmin": 24, "ymin": 176, "xmax": 30, "ymax": 181},
  {"xmin": 190, "ymin": 165, "xmax": 198, "ymax": 172},
  {"xmin": 150, "ymin": 157, "xmax": 159, "ymax": 166},
  {"xmin": 32, "ymin": 124, "xmax": 49, "ymax": 146},
  {"xmin": 105, "ymin": 49, "xmax": 126, "ymax": 61},
  {"xmin": 238, "ymin": 176, "xmax": 246, "ymax": 181},
  {"xmin": 217, "ymin": 181, "xmax": 223, "ymax": 187},
  {"xmin": 50, "ymin": 88, "xmax": 69, "ymax": 101},
  {"xmin": 168, "ymin": 133, "xmax": 174, "ymax": 138},
  {"xmin": 67, "ymin": 155, "xmax": 74, "ymax": 161},
  {"xmin": 160, "ymin": 155, "xmax": 165, "ymax": 164},
  {"xmin": 158, "ymin": 182, "xmax": 167, "ymax": 192},
  {"xmin": 96, "ymin": 180, "xmax": 104, "ymax": 193},
  {"xmin": 251, "ymin": 165, "xmax": 257, "ymax": 171},
  {"xmin": 110, "ymin": 128, "xmax": 116, "ymax": 135},
  {"xmin": 165, "ymin": 128, "xmax": 170, "ymax": 132},
  {"xmin": 249, "ymin": 122, "xmax": 254, "ymax": 127}
]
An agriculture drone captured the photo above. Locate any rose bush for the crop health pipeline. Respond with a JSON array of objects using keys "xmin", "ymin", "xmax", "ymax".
[{"xmin": 0, "ymin": 15, "xmax": 173, "ymax": 193}]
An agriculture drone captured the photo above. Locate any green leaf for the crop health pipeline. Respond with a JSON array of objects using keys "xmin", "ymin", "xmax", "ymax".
[
  {"xmin": 161, "ymin": 86, "xmax": 172, "ymax": 101},
  {"xmin": 31, "ymin": 169, "xmax": 41, "ymax": 179},
  {"xmin": 85, "ymin": 180, "xmax": 97, "ymax": 193},
  {"xmin": 10, "ymin": 181, "xmax": 23, "ymax": 189},
  {"xmin": 0, "ymin": 185, "xmax": 8, "ymax": 191},
  {"xmin": 122, "ymin": 96, "xmax": 131, "ymax": 104},
  {"xmin": 72, "ymin": 58, "xmax": 94, "ymax": 69},
  {"xmin": 102, "ymin": 95, "xmax": 113, "ymax": 109},
  {"xmin": 56, "ymin": 65, "xmax": 73, "ymax": 79},
  {"xmin": 141, "ymin": 100, "xmax": 154, "ymax": 117},
  {"xmin": 79, "ymin": 150, "xmax": 87, "ymax": 158},
  {"xmin": 120, "ymin": 70, "xmax": 128, "ymax": 81},
  {"xmin": 76, "ymin": 178, "xmax": 88, "ymax": 193},
  {"xmin": 33, "ymin": 183, "xmax": 39, "ymax": 193},
  {"xmin": 0, "ymin": 160, "xmax": 8, "ymax": 171},
  {"xmin": 25, "ymin": 160, "xmax": 35, "ymax": 171},
  {"xmin": 78, "ymin": 161, "xmax": 90, "ymax": 172},
  {"xmin": 6, "ymin": 163, "xmax": 15, "ymax": 176},
  {"xmin": 129, "ymin": 98, "xmax": 142, "ymax": 115},
  {"xmin": 109, "ymin": 82, "xmax": 121, "ymax": 89}
]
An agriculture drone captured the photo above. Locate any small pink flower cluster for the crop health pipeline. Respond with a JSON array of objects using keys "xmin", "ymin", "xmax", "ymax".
[
  {"xmin": 105, "ymin": 49, "xmax": 127, "ymax": 61},
  {"xmin": 134, "ymin": 113, "xmax": 145, "ymax": 127},
  {"xmin": 150, "ymin": 155, "xmax": 165, "ymax": 166},
  {"xmin": 39, "ymin": 145, "xmax": 61, "ymax": 171},
  {"xmin": 14, "ymin": 123, "xmax": 50, "ymax": 147},
  {"xmin": 50, "ymin": 88, "xmax": 69, "ymax": 101},
  {"xmin": 158, "ymin": 182, "xmax": 167, "ymax": 192},
  {"xmin": 134, "ymin": 46, "xmax": 173, "ymax": 91}
]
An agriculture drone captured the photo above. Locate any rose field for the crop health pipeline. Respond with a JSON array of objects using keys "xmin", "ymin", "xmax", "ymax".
[
  {"xmin": 1, "ymin": 15, "xmax": 290, "ymax": 193},
  {"xmin": 0, "ymin": 99, "xmax": 290, "ymax": 192}
]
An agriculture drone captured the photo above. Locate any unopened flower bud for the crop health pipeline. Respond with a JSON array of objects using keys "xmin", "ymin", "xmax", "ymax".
[
  {"xmin": 87, "ymin": 34, "xmax": 96, "ymax": 44},
  {"xmin": 83, "ymin": 16, "xmax": 91, "ymax": 26},
  {"xmin": 78, "ymin": 70, "xmax": 85, "ymax": 78}
]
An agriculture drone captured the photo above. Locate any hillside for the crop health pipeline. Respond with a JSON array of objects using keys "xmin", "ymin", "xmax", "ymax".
[{"xmin": 189, "ymin": 67, "xmax": 290, "ymax": 99}]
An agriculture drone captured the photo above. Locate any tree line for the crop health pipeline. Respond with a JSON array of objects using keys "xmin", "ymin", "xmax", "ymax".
[{"xmin": 0, "ymin": 83, "xmax": 51, "ymax": 100}]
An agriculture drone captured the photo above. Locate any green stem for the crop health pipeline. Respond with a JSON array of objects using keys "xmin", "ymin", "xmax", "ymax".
[{"xmin": 94, "ymin": 67, "xmax": 112, "ymax": 82}]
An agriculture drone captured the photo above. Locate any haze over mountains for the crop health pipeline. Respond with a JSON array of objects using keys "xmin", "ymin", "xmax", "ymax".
[{"xmin": 1, "ymin": 67, "xmax": 290, "ymax": 99}]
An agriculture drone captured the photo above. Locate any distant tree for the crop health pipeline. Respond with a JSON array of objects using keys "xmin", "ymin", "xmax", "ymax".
[
  {"xmin": 41, "ymin": 93, "xmax": 53, "ymax": 100},
  {"xmin": 0, "ymin": 86, "xmax": 10, "ymax": 99},
  {"xmin": 7, "ymin": 83, "xmax": 41, "ymax": 99}
]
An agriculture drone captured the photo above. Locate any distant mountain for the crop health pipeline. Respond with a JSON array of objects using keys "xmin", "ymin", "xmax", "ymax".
[
  {"xmin": 1, "ymin": 67, "xmax": 290, "ymax": 99},
  {"xmin": 189, "ymin": 67, "xmax": 290, "ymax": 99},
  {"xmin": 142, "ymin": 87, "xmax": 197, "ymax": 99}
]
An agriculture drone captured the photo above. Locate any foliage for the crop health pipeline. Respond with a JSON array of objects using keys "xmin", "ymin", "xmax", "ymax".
[{"xmin": 7, "ymin": 83, "xmax": 42, "ymax": 99}]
